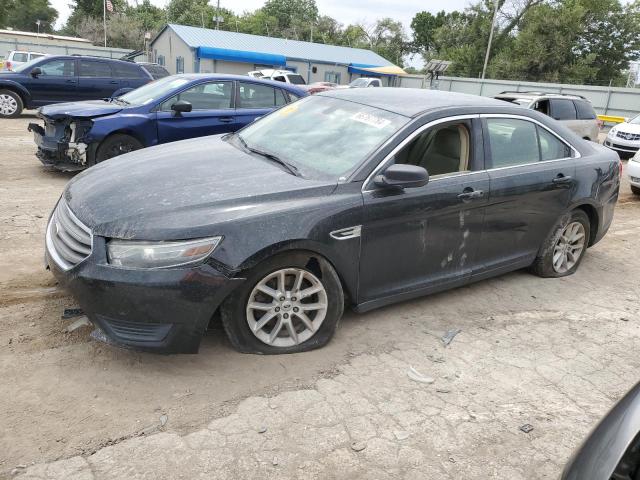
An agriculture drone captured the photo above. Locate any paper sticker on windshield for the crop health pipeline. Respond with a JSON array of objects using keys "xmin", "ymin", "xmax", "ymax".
[
  {"xmin": 351, "ymin": 111, "xmax": 391, "ymax": 129},
  {"xmin": 278, "ymin": 104, "xmax": 298, "ymax": 116}
]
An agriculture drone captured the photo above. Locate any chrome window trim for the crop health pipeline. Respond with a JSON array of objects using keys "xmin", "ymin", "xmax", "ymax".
[
  {"xmin": 361, "ymin": 114, "xmax": 479, "ymax": 193},
  {"xmin": 361, "ymin": 113, "xmax": 582, "ymax": 193},
  {"xmin": 480, "ymin": 113, "xmax": 581, "ymax": 159}
]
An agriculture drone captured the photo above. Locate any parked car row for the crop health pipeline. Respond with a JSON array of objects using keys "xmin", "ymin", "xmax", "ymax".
[{"xmin": 28, "ymin": 74, "xmax": 306, "ymax": 170}]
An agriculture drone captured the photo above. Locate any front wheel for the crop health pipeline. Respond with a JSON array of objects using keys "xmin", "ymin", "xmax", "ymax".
[
  {"xmin": 221, "ymin": 252, "xmax": 344, "ymax": 354},
  {"xmin": 631, "ymin": 185, "xmax": 640, "ymax": 195},
  {"xmin": 95, "ymin": 134, "xmax": 143, "ymax": 163},
  {"xmin": 0, "ymin": 89, "xmax": 23, "ymax": 117},
  {"xmin": 531, "ymin": 210, "xmax": 590, "ymax": 278}
]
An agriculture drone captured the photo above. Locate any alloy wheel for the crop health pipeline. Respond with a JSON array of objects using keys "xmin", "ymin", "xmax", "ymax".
[
  {"xmin": 0, "ymin": 94, "xmax": 17, "ymax": 116},
  {"xmin": 246, "ymin": 268, "xmax": 328, "ymax": 348},
  {"xmin": 552, "ymin": 221, "xmax": 586, "ymax": 273}
]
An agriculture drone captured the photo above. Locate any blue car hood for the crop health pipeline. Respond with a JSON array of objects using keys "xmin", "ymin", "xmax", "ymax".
[{"xmin": 39, "ymin": 100, "xmax": 123, "ymax": 119}]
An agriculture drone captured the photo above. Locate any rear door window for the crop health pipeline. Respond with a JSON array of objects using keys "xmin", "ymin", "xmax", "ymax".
[
  {"xmin": 486, "ymin": 118, "xmax": 573, "ymax": 167},
  {"xmin": 12, "ymin": 52, "xmax": 28, "ymax": 62},
  {"xmin": 237, "ymin": 82, "xmax": 281, "ymax": 109},
  {"xmin": 574, "ymin": 100, "xmax": 597, "ymax": 120},
  {"xmin": 272, "ymin": 75, "xmax": 286, "ymax": 83},
  {"xmin": 550, "ymin": 99, "xmax": 577, "ymax": 120},
  {"xmin": 79, "ymin": 60, "xmax": 112, "ymax": 77},
  {"xmin": 538, "ymin": 126, "xmax": 572, "ymax": 160}
]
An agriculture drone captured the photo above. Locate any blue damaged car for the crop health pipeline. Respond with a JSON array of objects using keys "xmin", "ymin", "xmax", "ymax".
[{"xmin": 28, "ymin": 74, "xmax": 307, "ymax": 171}]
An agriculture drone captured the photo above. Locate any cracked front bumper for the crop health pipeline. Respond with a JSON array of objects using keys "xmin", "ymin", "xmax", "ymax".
[
  {"xmin": 46, "ymin": 234, "xmax": 245, "ymax": 354},
  {"xmin": 28, "ymin": 122, "xmax": 93, "ymax": 171}
]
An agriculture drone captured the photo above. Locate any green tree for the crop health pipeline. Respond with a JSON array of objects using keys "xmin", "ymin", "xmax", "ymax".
[
  {"xmin": 261, "ymin": 0, "xmax": 317, "ymax": 33},
  {"xmin": 3, "ymin": 0, "xmax": 57, "ymax": 32}
]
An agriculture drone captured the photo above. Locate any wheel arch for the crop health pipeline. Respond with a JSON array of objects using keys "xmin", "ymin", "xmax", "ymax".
[
  {"xmin": 97, "ymin": 129, "xmax": 147, "ymax": 148},
  {"xmin": 233, "ymin": 240, "xmax": 357, "ymax": 305},
  {"xmin": 573, "ymin": 203, "xmax": 599, "ymax": 247},
  {"xmin": 0, "ymin": 82, "xmax": 29, "ymax": 107}
]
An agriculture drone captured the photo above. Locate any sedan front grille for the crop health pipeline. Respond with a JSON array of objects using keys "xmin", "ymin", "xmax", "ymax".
[
  {"xmin": 616, "ymin": 131, "xmax": 640, "ymax": 141},
  {"xmin": 46, "ymin": 201, "xmax": 92, "ymax": 270}
]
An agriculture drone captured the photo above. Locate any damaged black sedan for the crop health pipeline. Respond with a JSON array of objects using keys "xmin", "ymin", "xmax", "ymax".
[{"xmin": 46, "ymin": 89, "xmax": 620, "ymax": 354}]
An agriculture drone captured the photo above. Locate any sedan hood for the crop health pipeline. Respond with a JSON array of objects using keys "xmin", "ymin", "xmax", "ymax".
[
  {"xmin": 39, "ymin": 100, "xmax": 123, "ymax": 119},
  {"xmin": 65, "ymin": 135, "xmax": 336, "ymax": 240}
]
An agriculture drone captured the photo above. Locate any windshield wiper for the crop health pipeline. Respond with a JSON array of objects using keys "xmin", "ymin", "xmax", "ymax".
[{"xmin": 236, "ymin": 134, "xmax": 301, "ymax": 177}]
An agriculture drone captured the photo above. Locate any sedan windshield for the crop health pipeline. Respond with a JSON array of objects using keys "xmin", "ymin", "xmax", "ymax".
[
  {"xmin": 236, "ymin": 95, "xmax": 409, "ymax": 179},
  {"xmin": 117, "ymin": 76, "xmax": 191, "ymax": 106},
  {"xmin": 629, "ymin": 114, "xmax": 640, "ymax": 125}
]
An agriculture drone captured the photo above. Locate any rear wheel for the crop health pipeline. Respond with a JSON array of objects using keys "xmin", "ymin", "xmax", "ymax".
[
  {"xmin": 531, "ymin": 209, "xmax": 590, "ymax": 278},
  {"xmin": 95, "ymin": 134, "xmax": 143, "ymax": 163},
  {"xmin": 221, "ymin": 252, "xmax": 344, "ymax": 354},
  {"xmin": 631, "ymin": 186, "xmax": 640, "ymax": 195},
  {"xmin": 0, "ymin": 89, "xmax": 23, "ymax": 117}
]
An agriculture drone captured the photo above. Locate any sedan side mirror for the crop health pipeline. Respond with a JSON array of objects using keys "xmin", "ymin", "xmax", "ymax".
[
  {"xmin": 374, "ymin": 164, "xmax": 429, "ymax": 189},
  {"xmin": 30, "ymin": 67, "xmax": 42, "ymax": 78},
  {"xmin": 171, "ymin": 100, "xmax": 192, "ymax": 114}
]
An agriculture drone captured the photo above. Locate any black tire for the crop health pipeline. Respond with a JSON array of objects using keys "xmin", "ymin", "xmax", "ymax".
[
  {"xmin": 220, "ymin": 251, "xmax": 344, "ymax": 354},
  {"xmin": 632, "ymin": 186, "xmax": 640, "ymax": 195},
  {"xmin": 0, "ymin": 89, "xmax": 23, "ymax": 117},
  {"xmin": 95, "ymin": 134, "xmax": 143, "ymax": 163},
  {"xmin": 531, "ymin": 209, "xmax": 591, "ymax": 278}
]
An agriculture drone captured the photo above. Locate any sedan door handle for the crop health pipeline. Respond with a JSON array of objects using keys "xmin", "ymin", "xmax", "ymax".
[
  {"xmin": 109, "ymin": 80, "xmax": 118, "ymax": 84},
  {"xmin": 65, "ymin": 79, "xmax": 76, "ymax": 83},
  {"xmin": 552, "ymin": 175, "xmax": 573, "ymax": 184},
  {"xmin": 458, "ymin": 189, "xmax": 484, "ymax": 200},
  {"xmin": 218, "ymin": 116, "xmax": 233, "ymax": 123}
]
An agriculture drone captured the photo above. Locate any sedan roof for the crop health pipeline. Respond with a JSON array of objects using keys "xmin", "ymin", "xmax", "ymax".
[{"xmin": 319, "ymin": 88, "xmax": 508, "ymax": 118}]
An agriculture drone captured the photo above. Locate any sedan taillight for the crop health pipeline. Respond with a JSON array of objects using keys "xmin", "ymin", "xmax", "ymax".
[{"xmin": 5, "ymin": 61, "xmax": 11, "ymax": 70}]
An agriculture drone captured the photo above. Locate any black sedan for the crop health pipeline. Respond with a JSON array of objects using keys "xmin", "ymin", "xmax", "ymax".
[{"xmin": 45, "ymin": 89, "xmax": 620, "ymax": 354}]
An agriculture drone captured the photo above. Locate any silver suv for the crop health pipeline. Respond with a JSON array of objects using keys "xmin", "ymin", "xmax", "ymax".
[{"xmin": 493, "ymin": 91, "xmax": 600, "ymax": 141}]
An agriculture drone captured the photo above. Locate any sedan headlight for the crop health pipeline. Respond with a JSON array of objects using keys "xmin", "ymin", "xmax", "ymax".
[
  {"xmin": 609, "ymin": 126, "xmax": 618, "ymax": 137},
  {"xmin": 107, "ymin": 236, "xmax": 222, "ymax": 269}
]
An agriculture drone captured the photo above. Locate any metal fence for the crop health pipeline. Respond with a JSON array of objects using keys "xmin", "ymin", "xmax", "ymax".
[
  {"xmin": 0, "ymin": 38, "xmax": 138, "ymax": 60},
  {"xmin": 397, "ymin": 75, "xmax": 640, "ymax": 119}
]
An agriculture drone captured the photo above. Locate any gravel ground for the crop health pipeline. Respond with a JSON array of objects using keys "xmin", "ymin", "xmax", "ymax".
[{"xmin": 1, "ymin": 114, "xmax": 639, "ymax": 479}]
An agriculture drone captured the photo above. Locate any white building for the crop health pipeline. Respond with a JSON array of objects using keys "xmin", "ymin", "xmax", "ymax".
[{"xmin": 150, "ymin": 24, "xmax": 405, "ymax": 86}]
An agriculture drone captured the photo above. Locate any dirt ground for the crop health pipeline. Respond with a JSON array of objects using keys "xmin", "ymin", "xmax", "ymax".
[{"xmin": 1, "ymin": 114, "xmax": 640, "ymax": 478}]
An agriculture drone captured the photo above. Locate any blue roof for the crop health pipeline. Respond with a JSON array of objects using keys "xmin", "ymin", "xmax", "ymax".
[{"xmin": 162, "ymin": 24, "xmax": 395, "ymax": 67}]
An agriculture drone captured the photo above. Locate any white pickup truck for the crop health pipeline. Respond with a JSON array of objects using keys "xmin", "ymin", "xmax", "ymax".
[{"xmin": 247, "ymin": 69, "xmax": 307, "ymax": 86}]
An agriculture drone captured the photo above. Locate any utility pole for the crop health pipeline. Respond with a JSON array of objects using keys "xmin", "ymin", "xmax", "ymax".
[
  {"xmin": 215, "ymin": 0, "xmax": 220, "ymax": 29},
  {"xmin": 310, "ymin": 23, "xmax": 313, "ymax": 42},
  {"xmin": 481, "ymin": 0, "xmax": 499, "ymax": 80},
  {"xmin": 235, "ymin": 19, "xmax": 239, "ymax": 32},
  {"xmin": 103, "ymin": 0, "xmax": 107, "ymax": 47},
  {"xmin": 35, "ymin": 19, "xmax": 41, "ymax": 34}
]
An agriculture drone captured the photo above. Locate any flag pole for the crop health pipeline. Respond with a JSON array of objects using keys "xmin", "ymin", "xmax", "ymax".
[{"xmin": 103, "ymin": 0, "xmax": 107, "ymax": 47}]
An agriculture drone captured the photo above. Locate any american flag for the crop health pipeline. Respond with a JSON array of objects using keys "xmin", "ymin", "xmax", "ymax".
[{"xmin": 105, "ymin": 0, "xmax": 114, "ymax": 13}]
